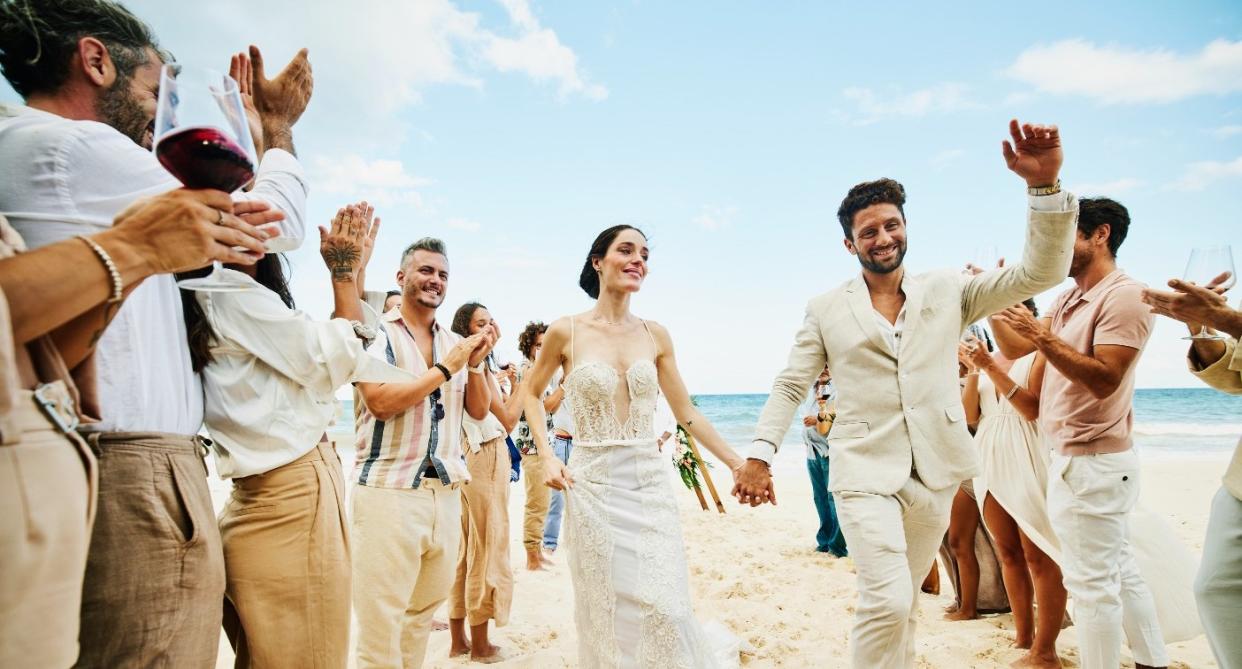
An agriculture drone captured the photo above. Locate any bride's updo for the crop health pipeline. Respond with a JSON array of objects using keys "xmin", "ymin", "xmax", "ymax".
[{"xmin": 578, "ymin": 224, "xmax": 646, "ymax": 299}]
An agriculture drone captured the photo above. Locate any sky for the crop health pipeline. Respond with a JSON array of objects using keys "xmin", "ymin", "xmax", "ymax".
[{"xmin": 4, "ymin": 0, "xmax": 1240, "ymax": 392}]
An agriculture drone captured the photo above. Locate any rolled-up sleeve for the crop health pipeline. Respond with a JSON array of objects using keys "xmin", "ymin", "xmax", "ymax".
[
  {"xmin": 1190, "ymin": 338, "xmax": 1242, "ymax": 395},
  {"xmin": 236, "ymin": 148, "xmax": 308, "ymax": 247}
]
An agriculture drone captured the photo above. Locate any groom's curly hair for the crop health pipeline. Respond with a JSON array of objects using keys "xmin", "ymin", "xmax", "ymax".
[{"xmin": 837, "ymin": 178, "xmax": 906, "ymax": 240}]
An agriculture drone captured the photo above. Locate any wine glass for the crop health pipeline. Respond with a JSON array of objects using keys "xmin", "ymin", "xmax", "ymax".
[
  {"xmin": 961, "ymin": 323, "xmax": 989, "ymax": 376},
  {"xmin": 1183, "ymin": 245, "xmax": 1237, "ymax": 340},
  {"xmin": 153, "ymin": 63, "xmax": 258, "ymax": 292},
  {"xmin": 971, "ymin": 245, "xmax": 999, "ymax": 273}
]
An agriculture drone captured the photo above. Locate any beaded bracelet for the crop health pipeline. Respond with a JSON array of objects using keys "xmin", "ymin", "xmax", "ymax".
[{"xmin": 77, "ymin": 235, "xmax": 123, "ymax": 304}]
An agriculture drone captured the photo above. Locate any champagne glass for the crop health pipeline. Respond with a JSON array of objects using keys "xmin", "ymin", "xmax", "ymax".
[
  {"xmin": 1183, "ymin": 245, "xmax": 1237, "ymax": 340},
  {"xmin": 972, "ymin": 245, "xmax": 999, "ymax": 273},
  {"xmin": 153, "ymin": 63, "xmax": 258, "ymax": 292}
]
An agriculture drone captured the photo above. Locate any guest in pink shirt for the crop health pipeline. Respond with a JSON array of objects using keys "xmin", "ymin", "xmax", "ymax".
[{"xmin": 992, "ymin": 198, "xmax": 1168, "ymax": 669}]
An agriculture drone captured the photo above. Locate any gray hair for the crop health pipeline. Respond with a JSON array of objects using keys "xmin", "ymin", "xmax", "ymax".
[{"xmin": 400, "ymin": 237, "xmax": 447, "ymax": 267}]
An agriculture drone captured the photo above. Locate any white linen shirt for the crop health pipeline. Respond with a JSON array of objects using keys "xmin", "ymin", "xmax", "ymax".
[
  {"xmin": 0, "ymin": 103, "xmax": 307, "ymax": 434},
  {"xmin": 198, "ymin": 270, "xmax": 413, "ymax": 479}
]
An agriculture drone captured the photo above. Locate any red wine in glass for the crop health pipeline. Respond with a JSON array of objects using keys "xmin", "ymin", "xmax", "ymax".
[{"xmin": 156, "ymin": 125, "xmax": 255, "ymax": 192}]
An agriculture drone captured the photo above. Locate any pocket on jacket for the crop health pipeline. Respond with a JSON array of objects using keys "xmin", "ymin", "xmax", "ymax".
[
  {"xmin": 944, "ymin": 405, "xmax": 967, "ymax": 423},
  {"xmin": 829, "ymin": 421, "xmax": 869, "ymax": 439}
]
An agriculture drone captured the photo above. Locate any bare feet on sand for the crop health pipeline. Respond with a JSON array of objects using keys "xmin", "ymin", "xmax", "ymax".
[
  {"xmin": 472, "ymin": 644, "xmax": 505, "ymax": 664},
  {"xmin": 943, "ymin": 602, "xmax": 960, "ymax": 614},
  {"xmin": 944, "ymin": 608, "xmax": 978, "ymax": 621},
  {"xmin": 525, "ymin": 549, "xmax": 549, "ymax": 571},
  {"xmin": 1011, "ymin": 650, "xmax": 1063, "ymax": 669},
  {"xmin": 449, "ymin": 640, "xmax": 471, "ymax": 658}
]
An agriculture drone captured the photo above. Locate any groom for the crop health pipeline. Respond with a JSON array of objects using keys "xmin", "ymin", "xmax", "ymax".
[{"xmin": 734, "ymin": 120, "xmax": 1077, "ymax": 668}]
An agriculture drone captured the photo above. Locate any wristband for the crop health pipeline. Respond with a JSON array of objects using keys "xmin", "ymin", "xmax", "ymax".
[
  {"xmin": 433, "ymin": 363, "xmax": 452, "ymax": 383},
  {"xmin": 468, "ymin": 361, "xmax": 486, "ymax": 375},
  {"xmin": 1027, "ymin": 179, "xmax": 1062, "ymax": 197},
  {"xmin": 78, "ymin": 236, "xmax": 123, "ymax": 304},
  {"xmin": 1004, "ymin": 384, "xmax": 1021, "ymax": 400}
]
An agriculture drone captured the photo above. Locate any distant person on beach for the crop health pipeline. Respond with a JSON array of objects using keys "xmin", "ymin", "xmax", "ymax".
[
  {"xmin": 0, "ymin": 194, "xmax": 272, "ymax": 669},
  {"xmin": 739, "ymin": 119, "xmax": 1076, "ymax": 669},
  {"xmin": 991, "ymin": 198, "xmax": 1169, "ymax": 669},
  {"xmin": 0, "ymin": 1, "xmax": 312, "ymax": 663},
  {"xmin": 1143, "ymin": 276, "xmax": 1242, "ymax": 669},
  {"xmin": 448, "ymin": 301, "xmax": 524, "ymax": 663},
  {"xmin": 514, "ymin": 320, "xmax": 564, "ymax": 570},
  {"xmin": 352, "ymin": 238, "xmax": 497, "ymax": 668},
  {"xmin": 802, "ymin": 365, "xmax": 847, "ymax": 556},
  {"xmin": 385, "ymin": 289, "xmax": 402, "ymax": 313},
  {"xmin": 961, "ymin": 297, "xmax": 1068, "ymax": 668},
  {"xmin": 185, "ymin": 204, "xmax": 407, "ymax": 667}
]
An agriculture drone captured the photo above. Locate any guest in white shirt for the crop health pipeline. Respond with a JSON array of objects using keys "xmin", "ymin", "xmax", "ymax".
[
  {"xmin": 0, "ymin": 3, "xmax": 312, "ymax": 664},
  {"xmin": 187, "ymin": 204, "xmax": 406, "ymax": 668},
  {"xmin": 447, "ymin": 302, "xmax": 524, "ymax": 663}
]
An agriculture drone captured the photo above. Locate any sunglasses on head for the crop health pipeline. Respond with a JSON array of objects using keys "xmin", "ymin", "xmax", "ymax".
[{"xmin": 430, "ymin": 388, "xmax": 445, "ymax": 422}]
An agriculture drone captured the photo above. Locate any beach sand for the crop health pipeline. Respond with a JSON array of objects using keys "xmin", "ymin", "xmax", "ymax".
[{"xmin": 212, "ymin": 448, "xmax": 1226, "ymax": 668}]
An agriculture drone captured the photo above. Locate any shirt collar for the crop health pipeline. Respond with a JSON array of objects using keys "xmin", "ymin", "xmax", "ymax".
[{"xmin": 1068, "ymin": 268, "xmax": 1127, "ymax": 305}]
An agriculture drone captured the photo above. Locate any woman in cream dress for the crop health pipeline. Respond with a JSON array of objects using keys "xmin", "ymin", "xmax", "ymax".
[{"xmin": 518, "ymin": 225, "xmax": 744, "ymax": 668}]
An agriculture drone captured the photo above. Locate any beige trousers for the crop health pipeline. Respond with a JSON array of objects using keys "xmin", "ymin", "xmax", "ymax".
[
  {"xmin": 522, "ymin": 454, "xmax": 550, "ymax": 550},
  {"xmin": 352, "ymin": 479, "xmax": 462, "ymax": 669},
  {"xmin": 450, "ymin": 438, "xmax": 514, "ymax": 626},
  {"xmin": 75, "ymin": 431, "xmax": 226, "ymax": 669},
  {"xmin": 0, "ymin": 384, "xmax": 95, "ymax": 669},
  {"xmin": 835, "ymin": 474, "xmax": 957, "ymax": 669},
  {"xmin": 221, "ymin": 441, "xmax": 351, "ymax": 669}
]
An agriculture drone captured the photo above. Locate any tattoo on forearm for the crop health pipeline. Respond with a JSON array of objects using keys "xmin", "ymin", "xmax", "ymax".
[{"xmin": 324, "ymin": 244, "xmax": 360, "ymax": 282}]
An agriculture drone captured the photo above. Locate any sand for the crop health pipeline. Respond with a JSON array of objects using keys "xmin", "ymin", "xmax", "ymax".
[{"xmin": 213, "ymin": 448, "xmax": 1227, "ymax": 668}]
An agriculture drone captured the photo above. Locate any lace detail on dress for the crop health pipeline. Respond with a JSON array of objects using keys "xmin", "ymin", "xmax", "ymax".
[
  {"xmin": 565, "ymin": 445, "xmax": 619, "ymax": 667},
  {"xmin": 564, "ymin": 360, "xmax": 658, "ymax": 443}
]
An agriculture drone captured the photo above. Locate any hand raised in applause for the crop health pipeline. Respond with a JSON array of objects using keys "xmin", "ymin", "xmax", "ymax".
[
  {"xmin": 441, "ymin": 332, "xmax": 487, "ymax": 375},
  {"xmin": 992, "ymin": 304, "xmax": 1046, "ymax": 343},
  {"xmin": 318, "ymin": 203, "xmax": 375, "ymax": 283},
  {"xmin": 228, "ymin": 51, "xmax": 263, "ymax": 155},
  {"xmin": 248, "ymin": 45, "xmax": 313, "ymax": 148},
  {"xmin": 965, "ymin": 338, "xmax": 997, "ymax": 373},
  {"xmin": 731, "ymin": 459, "xmax": 777, "ymax": 507},
  {"xmin": 107, "ymin": 189, "xmax": 276, "ymax": 273},
  {"xmin": 467, "ymin": 323, "xmax": 498, "ymax": 368},
  {"xmin": 1002, "ymin": 119, "xmax": 1062, "ymax": 188}
]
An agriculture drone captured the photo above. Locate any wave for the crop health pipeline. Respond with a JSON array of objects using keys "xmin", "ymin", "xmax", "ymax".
[{"xmin": 1135, "ymin": 422, "xmax": 1242, "ymax": 437}]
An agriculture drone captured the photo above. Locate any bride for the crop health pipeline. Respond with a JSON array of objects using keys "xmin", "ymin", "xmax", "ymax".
[{"xmin": 519, "ymin": 225, "xmax": 751, "ymax": 668}]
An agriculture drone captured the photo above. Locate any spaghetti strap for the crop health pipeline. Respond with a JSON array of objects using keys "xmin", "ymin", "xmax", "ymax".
[
  {"xmin": 568, "ymin": 316, "xmax": 576, "ymax": 370},
  {"xmin": 640, "ymin": 319, "xmax": 658, "ymax": 355}
]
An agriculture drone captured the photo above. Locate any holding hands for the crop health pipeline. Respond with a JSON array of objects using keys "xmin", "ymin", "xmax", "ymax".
[
  {"xmin": 1002, "ymin": 119, "xmax": 1062, "ymax": 188},
  {"xmin": 732, "ymin": 460, "xmax": 777, "ymax": 507}
]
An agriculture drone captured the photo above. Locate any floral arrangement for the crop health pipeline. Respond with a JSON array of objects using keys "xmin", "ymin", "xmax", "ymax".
[{"xmin": 671, "ymin": 422, "xmax": 710, "ymax": 490}]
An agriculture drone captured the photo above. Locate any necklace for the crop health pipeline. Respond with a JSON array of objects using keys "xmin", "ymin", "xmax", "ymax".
[{"xmin": 590, "ymin": 313, "xmax": 630, "ymax": 326}]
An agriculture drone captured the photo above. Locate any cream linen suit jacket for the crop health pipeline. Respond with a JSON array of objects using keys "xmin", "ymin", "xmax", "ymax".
[{"xmin": 753, "ymin": 199, "xmax": 1078, "ymax": 495}]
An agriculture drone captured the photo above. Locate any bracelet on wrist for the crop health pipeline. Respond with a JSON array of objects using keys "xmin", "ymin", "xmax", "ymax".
[
  {"xmin": 78, "ymin": 235, "xmax": 123, "ymax": 304},
  {"xmin": 468, "ymin": 361, "xmax": 486, "ymax": 375},
  {"xmin": 1027, "ymin": 179, "xmax": 1062, "ymax": 197},
  {"xmin": 433, "ymin": 363, "xmax": 452, "ymax": 383}
]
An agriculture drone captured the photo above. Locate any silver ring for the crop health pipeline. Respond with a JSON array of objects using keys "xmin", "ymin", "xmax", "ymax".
[{"xmin": 215, "ymin": 209, "xmax": 224, "ymax": 225}]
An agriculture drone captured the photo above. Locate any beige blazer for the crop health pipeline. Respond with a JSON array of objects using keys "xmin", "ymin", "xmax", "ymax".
[
  {"xmin": 1189, "ymin": 338, "xmax": 1242, "ymax": 500},
  {"xmin": 754, "ymin": 200, "xmax": 1078, "ymax": 495}
]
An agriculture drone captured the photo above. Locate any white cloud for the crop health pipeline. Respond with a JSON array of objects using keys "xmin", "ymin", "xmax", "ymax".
[
  {"xmin": 1071, "ymin": 178, "xmax": 1145, "ymax": 195},
  {"xmin": 838, "ymin": 83, "xmax": 979, "ymax": 124},
  {"xmin": 447, "ymin": 218, "xmax": 482, "ymax": 232},
  {"xmin": 1212, "ymin": 125, "xmax": 1242, "ymax": 138},
  {"xmin": 692, "ymin": 205, "xmax": 738, "ymax": 231},
  {"xmin": 1007, "ymin": 38, "xmax": 1242, "ymax": 104},
  {"xmin": 1169, "ymin": 156, "xmax": 1242, "ymax": 191},
  {"xmin": 310, "ymin": 155, "xmax": 432, "ymax": 207},
  {"xmin": 930, "ymin": 148, "xmax": 966, "ymax": 172}
]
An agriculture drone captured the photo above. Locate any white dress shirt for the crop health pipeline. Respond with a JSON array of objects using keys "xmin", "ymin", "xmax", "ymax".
[
  {"xmin": 198, "ymin": 269, "xmax": 413, "ymax": 479},
  {"xmin": 0, "ymin": 104, "xmax": 307, "ymax": 434}
]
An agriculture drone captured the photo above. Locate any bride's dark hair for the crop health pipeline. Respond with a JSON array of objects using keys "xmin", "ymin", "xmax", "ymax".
[{"xmin": 578, "ymin": 224, "xmax": 646, "ymax": 299}]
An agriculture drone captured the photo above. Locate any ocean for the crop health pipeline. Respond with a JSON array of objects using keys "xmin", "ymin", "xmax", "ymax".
[{"xmin": 334, "ymin": 388, "xmax": 1239, "ymax": 468}]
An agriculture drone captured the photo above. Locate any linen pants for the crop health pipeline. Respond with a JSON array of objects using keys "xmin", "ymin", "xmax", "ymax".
[
  {"xmin": 835, "ymin": 473, "xmax": 956, "ymax": 669},
  {"xmin": 806, "ymin": 451, "xmax": 848, "ymax": 557},
  {"xmin": 1047, "ymin": 450, "xmax": 1168, "ymax": 669},
  {"xmin": 0, "ymin": 384, "xmax": 95, "ymax": 669},
  {"xmin": 352, "ymin": 480, "xmax": 462, "ymax": 669},
  {"xmin": 450, "ymin": 437, "xmax": 514, "ymax": 626},
  {"xmin": 220, "ymin": 441, "xmax": 351, "ymax": 669},
  {"xmin": 75, "ymin": 431, "xmax": 226, "ymax": 669},
  {"xmin": 1195, "ymin": 487, "xmax": 1242, "ymax": 669},
  {"xmin": 522, "ymin": 455, "xmax": 550, "ymax": 550},
  {"xmin": 543, "ymin": 435, "xmax": 573, "ymax": 550}
]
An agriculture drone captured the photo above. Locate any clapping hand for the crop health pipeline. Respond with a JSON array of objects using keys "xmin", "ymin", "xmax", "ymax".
[
  {"xmin": 228, "ymin": 51, "xmax": 262, "ymax": 155},
  {"xmin": 1142, "ymin": 272, "xmax": 1234, "ymax": 335},
  {"xmin": 318, "ymin": 203, "xmax": 374, "ymax": 283},
  {"xmin": 992, "ymin": 304, "xmax": 1045, "ymax": 342},
  {"xmin": 964, "ymin": 338, "xmax": 996, "ymax": 372},
  {"xmin": 1002, "ymin": 119, "xmax": 1062, "ymax": 188},
  {"xmin": 467, "ymin": 323, "xmax": 499, "ymax": 368},
  {"xmin": 248, "ymin": 45, "xmax": 313, "ymax": 148}
]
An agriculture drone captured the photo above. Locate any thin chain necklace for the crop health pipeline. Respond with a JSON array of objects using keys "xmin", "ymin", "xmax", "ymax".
[{"xmin": 590, "ymin": 312, "xmax": 631, "ymax": 326}]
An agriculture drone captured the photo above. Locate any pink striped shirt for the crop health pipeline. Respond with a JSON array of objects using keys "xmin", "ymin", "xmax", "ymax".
[{"xmin": 355, "ymin": 311, "xmax": 470, "ymax": 487}]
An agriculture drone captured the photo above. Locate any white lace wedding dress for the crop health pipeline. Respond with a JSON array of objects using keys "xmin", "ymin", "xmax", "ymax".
[{"xmin": 561, "ymin": 319, "xmax": 739, "ymax": 669}]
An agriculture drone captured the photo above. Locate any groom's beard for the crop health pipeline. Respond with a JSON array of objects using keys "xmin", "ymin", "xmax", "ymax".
[{"xmin": 857, "ymin": 242, "xmax": 906, "ymax": 274}]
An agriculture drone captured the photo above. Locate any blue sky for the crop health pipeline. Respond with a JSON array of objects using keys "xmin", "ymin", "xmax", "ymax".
[{"xmin": 4, "ymin": 0, "xmax": 1240, "ymax": 391}]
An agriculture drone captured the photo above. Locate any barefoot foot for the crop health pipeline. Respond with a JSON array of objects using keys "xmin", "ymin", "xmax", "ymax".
[
  {"xmin": 944, "ymin": 608, "xmax": 978, "ymax": 621},
  {"xmin": 1011, "ymin": 649, "xmax": 1063, "ymax": 669}
]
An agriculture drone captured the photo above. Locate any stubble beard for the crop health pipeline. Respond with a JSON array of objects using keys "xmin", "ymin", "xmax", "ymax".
[
  {"xmin": 857, "ymin": 244, "xmax": 906, "ymax": 274},
  {"xmin": 97, "ymin": 76, "xmax": 151, "ymax": 148}
]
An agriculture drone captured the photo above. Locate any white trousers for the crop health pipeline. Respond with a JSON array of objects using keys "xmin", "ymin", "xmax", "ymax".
[
  {"xmin": 835, "ymin": 475, "xmax": 956, "ymax": 669},
  {"xmin": 1047, "ymin": 450, "xmax": 1168, "ymax": 669}
]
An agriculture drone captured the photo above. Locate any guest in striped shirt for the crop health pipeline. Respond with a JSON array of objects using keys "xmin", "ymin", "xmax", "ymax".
[{"xmin": 352, "ymin": 237, "xmax": 497, "ymax": 669}]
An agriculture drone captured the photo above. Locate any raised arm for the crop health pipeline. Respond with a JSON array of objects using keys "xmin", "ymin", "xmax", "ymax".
[{"xmin": 960, "ymin": 120, "xmax": 1075, "ymax": 325}]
